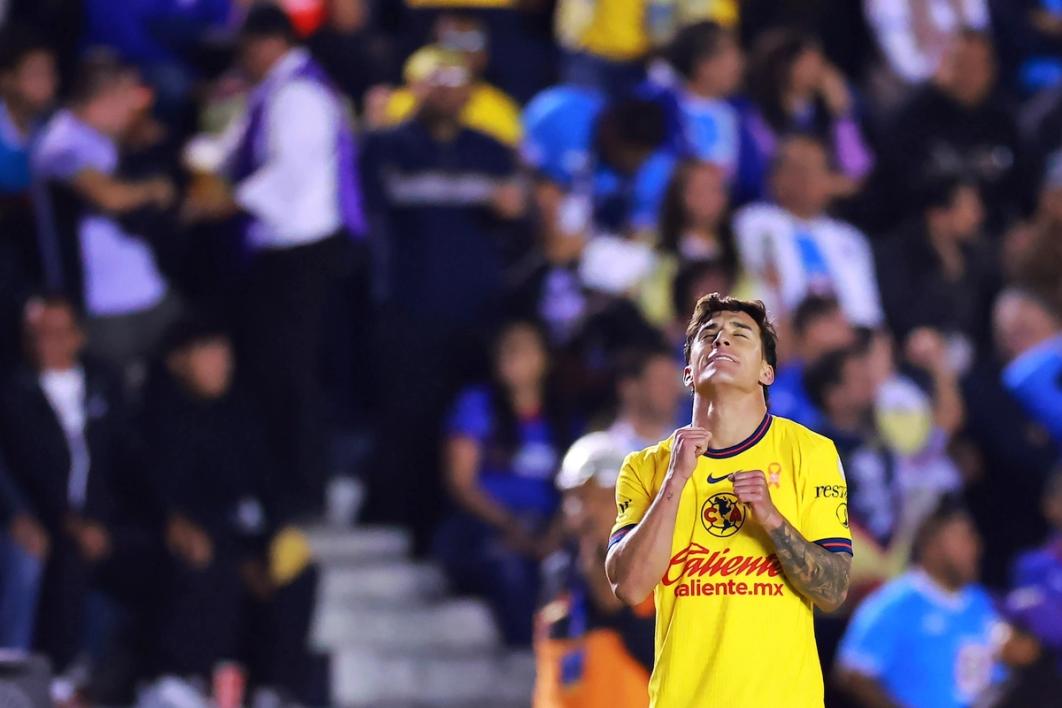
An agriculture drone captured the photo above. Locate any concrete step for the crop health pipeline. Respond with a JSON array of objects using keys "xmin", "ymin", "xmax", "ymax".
[
  {"xmin": 306, "ymin": 525, "xmax": 411, "ymax": 564},
  {"xmin": 330, "ymin": 649, "xmax": 535, "ymax": 706},
  {"xmin": 318, "ymin": 562, "xmax": 447, "ymax": 607},
  {"xmin": 311, "ymin": 598, "xmax": 499, "ymax": 653}
]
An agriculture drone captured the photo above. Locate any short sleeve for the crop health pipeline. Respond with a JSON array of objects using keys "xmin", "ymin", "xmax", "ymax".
[
  {"xmin": 609, "ymin": 453, "xmax": 653, "ymax": 549},
  {"xmin": 520, "ymin": 87, "xmax": 601, "ymax": 188},
  {"xmin": 836, "ymin": 589, "xmax": 902, "ymax": 677},
  {"xmin": 799, "ymin": 438, "xmax": 853, "ymax": 555},
  {"xmin": 445, "ymin": 387, "xmax": 492, "ymax": 442}
]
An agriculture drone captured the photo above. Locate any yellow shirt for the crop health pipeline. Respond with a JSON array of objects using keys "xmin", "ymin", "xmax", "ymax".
[
  {"xmin": 384, "ymin": 82, "xmax": 522, "ymax": 147},
  {"xmin": 609, "ymin": 414, "xmax": 853, "ymax": 708},
  {"xmin": 556, "ymin": 0, "xmax": 740, "ymax": 60}
]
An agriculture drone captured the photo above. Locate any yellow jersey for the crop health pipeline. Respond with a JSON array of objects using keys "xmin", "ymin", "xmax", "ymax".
[{"xmin": 609, "ymin": 413, "xmax": 852, "ymax": 707}]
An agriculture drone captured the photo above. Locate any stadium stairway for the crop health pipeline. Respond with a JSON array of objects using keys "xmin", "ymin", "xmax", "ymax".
[{"xmin": 306, "ymin": 525, "xmax": 536, "ymax": 707}]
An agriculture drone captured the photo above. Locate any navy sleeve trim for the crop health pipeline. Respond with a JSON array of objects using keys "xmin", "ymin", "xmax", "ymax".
[
  {"xmin": 814, "ymin": 537, "xmax": 854, "ymax": 555},
  {"xmin": 608, "ymin": 524, "xmax": 638, "ymax": 550}
]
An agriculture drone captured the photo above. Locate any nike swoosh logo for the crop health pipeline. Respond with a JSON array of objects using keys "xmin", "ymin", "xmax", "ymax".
[{"xmin": 706, "ymin": 472, "xmax": 735, "ymax": 484}]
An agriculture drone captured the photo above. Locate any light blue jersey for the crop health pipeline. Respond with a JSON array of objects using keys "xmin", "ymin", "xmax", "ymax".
[
  {"xmin": 521, "ymin": 85, "xmax": 675, "ymax": 231},
  {"xmin": 838, "ymin": 570, "xmax": 1005, "ymax": 708},
  {"xmin": 677, "ymin": 93, "xmax": 740, "ymax": 175}
]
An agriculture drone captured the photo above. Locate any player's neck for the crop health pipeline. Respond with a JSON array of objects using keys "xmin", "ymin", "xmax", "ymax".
[{"xmin": 691, "ymin": 391, "xmax": 768, "ymax": 450}]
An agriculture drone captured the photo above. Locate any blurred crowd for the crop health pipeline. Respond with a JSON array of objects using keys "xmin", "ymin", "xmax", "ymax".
[{"xmin": 0, "ymin": 0, "xmax": 1060, "ymax": 706}]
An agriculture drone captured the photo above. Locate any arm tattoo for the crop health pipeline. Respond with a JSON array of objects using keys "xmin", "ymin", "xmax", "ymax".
[{"xmin": 766, "ymin": 518, "xmax": 851, "ymax": 610}]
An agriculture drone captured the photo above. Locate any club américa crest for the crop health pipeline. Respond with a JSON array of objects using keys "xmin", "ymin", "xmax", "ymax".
[{"xmin": 700, "ymin": 493, "xmax": 746, "ymax": 537}]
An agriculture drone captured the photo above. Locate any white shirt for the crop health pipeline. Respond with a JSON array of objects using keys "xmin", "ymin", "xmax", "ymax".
[
  {"xmin": 865, "ymin": 0, "xmax": 989, "ymax": 83},
  {"xmin": 733, "ymin": 202, "xmax": 884, "ymax": 327},
  {"xmin": 231, "ymin": 48, "xmax": 343, "ymax": 249},
  {"xmin": 40, "ymin": 367, "xmax": 91, "ymax": 509},
  {"xmin": 33, "ymin": 110, "xmax": 168, "ymax": 316}
]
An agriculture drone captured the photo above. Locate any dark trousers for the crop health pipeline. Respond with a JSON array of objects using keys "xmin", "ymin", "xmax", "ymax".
[
  {"xmin": 33, "ymin": 541, "xmax": 91, "ymax": 672},
  {"xmin": 154, "ymin": 550, "xmax": 245, "ymax": 679},
  {"xmin": 364, "ymin": 309, "xmax": 490, "ymax": 551},
  {"xmin": 433, "ymin": 514, "xmax": 539, "ymax": 647},
  {"xmin": 244, "ymin": 565, "xmax": 328, "ymax": 704},
  {"xmin": 240, "ymin": 235, "xmax": 346, "ymax": 520}
]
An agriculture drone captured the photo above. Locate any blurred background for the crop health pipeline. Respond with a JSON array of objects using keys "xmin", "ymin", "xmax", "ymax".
[{"xmin": 0, "ymin": 0, "xmax": 1059, "ymax": 706}]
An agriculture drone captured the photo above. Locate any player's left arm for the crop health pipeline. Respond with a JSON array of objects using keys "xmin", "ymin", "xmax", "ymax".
[
  {"xmin": 762, "ymin": 510, "xmax": 851, "ymax": 612},
  {"xmin": 732, "ymin": 441, "xmax": 853, "ymax": 612}
]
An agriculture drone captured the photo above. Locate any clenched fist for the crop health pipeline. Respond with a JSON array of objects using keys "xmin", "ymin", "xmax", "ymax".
[
  {"xmin": 732, "ymin": 470, "xmax": 783, "ymax": 530},
  {"xmin": 667, "ymin": 426, "xmax": 712, "ymax": 485}
]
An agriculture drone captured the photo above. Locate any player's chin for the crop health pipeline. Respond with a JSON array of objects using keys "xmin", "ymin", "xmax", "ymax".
[{"xmin": 700, "ymin": 370, "xmax": 740, "ymax": 388}]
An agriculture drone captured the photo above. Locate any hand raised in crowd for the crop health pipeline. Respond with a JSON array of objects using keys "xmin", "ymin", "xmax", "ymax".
[
  {"xmin": 166, "ymin": 514, "xmax": 214, "ymax": 569},
  {"xmin": 905, "ymin": 327, "xmax": 952, "ymax": 376},
  {"xmin": 667, "ymin": 426, "xmax": 712, "ymax": 485},
  {"xmin": 9, "ymin": 512, "xmax": 49, "ymax": 559},
  {"xmin": 818, "ymin": 62, "xmax": 853, "ymax": 117},
  {"xmin": 66, "ymin": 517, "xmax": 111, "ymax": 563}
]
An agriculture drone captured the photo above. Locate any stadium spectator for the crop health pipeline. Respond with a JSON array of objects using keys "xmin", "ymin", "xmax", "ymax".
[
  {"xmin": 664, "ymin": 22, "xmax": 744, "ymax": 177},
  {"xmin": 382, "ymin": 14, "xmax": 522, "ymax": 147},
  {"xmin": 308, "ymin": 0, "xmax": 396, "ymax": 113},
  {"xmin": 140, "ymin": 319, "xmax": 268, "ymax": 680},
  {"xmin": 523, "ymin": 90, "xmax": 673, "ymax": 250},
  {"xmin": 804, "ymin": 345, "xmax": 901, "ymax": 554},
  {"xmin": 733, "ymin": 134, "xmax": 883, "ymax": 328},
  {"xmin": 0, "ymin": 31, "xmax": 57, "ymax": 196},
  {"xmin": 434, "ymin": 320, "xmax": 570, "ymax": 647},
  {"xmin": 864, "ymin": 0, "xmax": 990, "ymax": 89},
  {"xmin": 657, "ymin": 160, "xmax": 734, "ymax": 264},
  {"xmin": 881, "ymin": 327, "xmax": 965, "ymax": 498},
  {"xmin": 0, "ymin": 296, "xmax": 134, "ymax": 680},
  {"xmin": 993, "ymin": 287, "xmax": 1062, "ymax": 446},
  {"xmin": 31, "ymin": 49, "xmax": 180, "ymax": 381},
  {"xmin": 608, "ymin": 346, "xmax": 685, "ymax": 447},
  {"xmin": 185, "ymin": 5, "xmax": 365, "ymax": 519},
  {"xmin": 360, "ymin": 45, "xmax": 526, "ymax": 538},
  {"xmin": 880, "ymin": 29, "xmax": 1028, "ymax": 230},
  {"xmin": 835, "ymin": 498, "xmax": 1008, "ymax": 708},
  {"xmin": 876, "ymin": 176, "xmax": 997, "ymax": 361},
  {"xmin": 770, "ymin": 294, "xmax": 856, "ymax": 430},
  {"xmin": 738, "ymin": 29, "xmax": 873, "ymax": 203},
  {"xmin": 534, "ymin": 429, "xmax": 654, "ymax": 708},
  {"xmin": 639, "ymin": 160, "xmax": 735, "ymax": 327},
  {"xmin": 0, "ymin": 30, "xmax": 57, "ymax": 370}
]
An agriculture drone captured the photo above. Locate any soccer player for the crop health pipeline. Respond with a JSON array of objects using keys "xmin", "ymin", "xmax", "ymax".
[{"xmin": 605, "ymin": 293, "xmax": 853, "ymax": 706}]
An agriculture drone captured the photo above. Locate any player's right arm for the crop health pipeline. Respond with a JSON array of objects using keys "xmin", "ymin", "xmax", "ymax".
[{"xmin": 605, "ymin": 427, "xmax": 710, "ymax": 605}]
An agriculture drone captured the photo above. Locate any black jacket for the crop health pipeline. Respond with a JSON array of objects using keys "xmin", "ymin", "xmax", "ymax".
[
  {"xmin": 140, "ymin": 369, "xmax": 271, "ymax": 549},
  {"xmin": 875, "ymin": 219, "xmax": 1001, "ymax": 352},
  {"xmin": 0, "ymin": 360, "xmax": 132, "ymax": 531}
]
